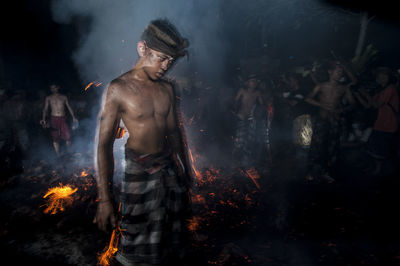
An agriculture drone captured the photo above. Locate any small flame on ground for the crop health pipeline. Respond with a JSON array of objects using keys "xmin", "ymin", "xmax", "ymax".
[
  {"xmin": 98, "ymin": 203, "xmax": 124, "ymax": 266},
  {"xmin": 80, "ymin": 170, "xmax": 89, "ymax": 177},
  {"xmin": 98, "ymin": 227, "xmax": 120, "ymax": 266},
  {"xmin": 42, "ymin": 183, "xmax": 78, "ymax": 214}
]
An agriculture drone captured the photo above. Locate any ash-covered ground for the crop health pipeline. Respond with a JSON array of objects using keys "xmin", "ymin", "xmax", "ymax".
[{"xmin": 1, "ymin": 142, "xmax": 400, "ymax": 266}]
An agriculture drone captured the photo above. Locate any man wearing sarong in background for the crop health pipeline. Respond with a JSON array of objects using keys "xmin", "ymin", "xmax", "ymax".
[
  {"xmin": 94, "ymin": 19, "xmax": 191, "ymax": 266},
  {"xmin": 233, "ymin": 74, "xmax": 269, "ymax": 167},
  {"xmin": 40, "ymin": 84, "xmax": 78, "ymax": 157},
  {"xmin": 305, "ymin": 61, "xmax": 356, "ymax": 182}
]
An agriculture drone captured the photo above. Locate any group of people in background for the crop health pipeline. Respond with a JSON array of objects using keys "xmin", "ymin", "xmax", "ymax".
[{"xmin": 0, "ymin": 58, "xmax": 399, "ymax": 182}]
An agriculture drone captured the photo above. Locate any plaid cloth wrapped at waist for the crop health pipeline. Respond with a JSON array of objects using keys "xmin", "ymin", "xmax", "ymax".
[{"xmin": 116, "ymin": 147, "xmax": 189, "ymax": 265}]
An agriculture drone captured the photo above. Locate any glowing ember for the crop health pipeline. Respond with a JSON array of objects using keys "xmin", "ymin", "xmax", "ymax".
[
  {"xmin": 80, "ymin": 170, "xmax": 89, "ymax": 177},
  {"xmin": 187, "ymin": 216, "xmax": 202, "ymax": 232},
  {"xmin": 42, "ymin": 183, "xmax": 78, "ymax": 214},
  {"xmin": 84, "ymin": 81, "xmax": 102, "ymax": 91},
  {"xmin": 192, "ymin": 194, "xmax": 206, "ymax": 204},
  {"xmin": 115, "ymin": 127, "xmax": 126, "ymax": 139}
]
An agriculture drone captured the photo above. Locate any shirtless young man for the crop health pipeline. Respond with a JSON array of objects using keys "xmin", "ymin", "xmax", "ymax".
[
  {"xmin": 233, "ymin": 74, "xmax": 270, "ymax": 165},
  {"xmin": 93, "ymin": 19, "xmax": 190, "ymax": 265},
  {"xmin": 305, "ymin": 61, "xmax": 356, "ymax": 181},
  {"xmin": 40, "ymin": 84, "xmax": 78, "ymax": 156}
]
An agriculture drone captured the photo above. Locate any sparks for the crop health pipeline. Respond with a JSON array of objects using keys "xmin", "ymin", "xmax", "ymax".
[{"xmin": 84, "ymin": 81, "xmax": 102, "ymax": 91}]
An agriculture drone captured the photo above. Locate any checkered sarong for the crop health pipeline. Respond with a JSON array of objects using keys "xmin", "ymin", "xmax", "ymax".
[{"xmin": 116, "ymin": 147, "xmax": 189, "ymax": 265}]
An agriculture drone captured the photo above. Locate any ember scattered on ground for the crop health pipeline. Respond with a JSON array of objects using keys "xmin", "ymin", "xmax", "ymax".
[{"xmin": 1, "ymin": 146, "xmax": 400, "ymax": 265}]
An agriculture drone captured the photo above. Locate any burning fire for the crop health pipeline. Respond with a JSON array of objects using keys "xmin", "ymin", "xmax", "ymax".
[
  {"xmin": 84, "ymin": 81, "xmax": 102, "ymax": 91},
  {"xmin": 42, "ymin": 183, "xmax": 78, "ymax": 215},
  {"xmin": 98, "ymin": 203, "xmax": 123, "ymax": 266},
  {"xmin": 98, "ymin": 227, "xmax": 121, "ymax": 266},
  {"xmin": 80, "ymin": 170, "xmax": 89, "ymax": 177}
]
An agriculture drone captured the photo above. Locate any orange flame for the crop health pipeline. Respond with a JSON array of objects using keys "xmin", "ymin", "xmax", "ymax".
[
  {"xmin": 98, "ymin": 203, "xmax": 123, "ymax": 266},
  {"xmin": 188, "ymin": 148, "xmax": 202, "ymax": 180},
  {"xmin": 98, "ymin": 227, "xmax": 120, "ymax": 266},
  {"xmin": 80, "ymin": 170, "xmax": 89, "ymax": 177},
  {"xmin": 42, "ymin": 183, "xmax": 78, "ymax": 214},
  {"xmin": 115, "ymin": 127, "xmax": 126, "ymax": 139}
]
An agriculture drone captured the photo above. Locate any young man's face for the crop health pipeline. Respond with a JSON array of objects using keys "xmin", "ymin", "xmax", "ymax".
[
  {"xmin": 246, "ymin": 78, "xmax": 258, "ymax": 90},
  {"xmin": 376, "ymin": 72, "xmax": 389, "ymax": 87},
  {"xmin": 141, "ymin": 45, "xmax": 175, "ymax": 81},
  {"xmin": 329, "ymin": 66, "xmax": 344, "ymax": 82},
  {"xmin": 50, "ymin": 85, "xmax": 59, "ymax": 93}
]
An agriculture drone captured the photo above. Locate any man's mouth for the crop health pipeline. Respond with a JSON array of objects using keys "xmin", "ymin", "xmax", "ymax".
[{"xmin": 156, "ymin": 72, "xmax": 164, "ymax": 78}]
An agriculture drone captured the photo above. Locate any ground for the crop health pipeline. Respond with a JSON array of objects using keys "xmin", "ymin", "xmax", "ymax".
[{"xmin": 1, "ymin": 142, "xmax": 400, "ymax": 266}]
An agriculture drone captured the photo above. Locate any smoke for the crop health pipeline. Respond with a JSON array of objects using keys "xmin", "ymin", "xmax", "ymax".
[
  {"xmin": 50, "ymin": 0, "xmax": 226, "ymax": 84},
  {"xmin": 49, "ymin": 0, "xmax": 229, "ymax": 179}
]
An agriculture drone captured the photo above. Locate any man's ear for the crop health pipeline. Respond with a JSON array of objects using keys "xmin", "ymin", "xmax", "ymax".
[{"xmin": 137, "ymin": 41, "xmax": 147, "ymax": 57}]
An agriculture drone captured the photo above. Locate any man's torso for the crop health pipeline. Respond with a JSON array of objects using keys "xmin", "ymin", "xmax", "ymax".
[
  {"xmin": 48, "ymin": 94, "xmax": 67, "ymax": 117},
  {"xmin": 317, "ymin": 82, "xmax": 346, "ymax": 120},
  {"xmin": 237, "ymin": 89, "xmax": 260, "ymax": 120},
  {"xmin": 115, "ymin": 73, "xmax": 173, "ymax": 155}
]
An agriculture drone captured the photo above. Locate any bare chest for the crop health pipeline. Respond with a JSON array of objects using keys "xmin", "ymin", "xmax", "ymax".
[
  {"xmin": 319, "ymin": 85, "xmax": 344, "ymax": 103},
  {"xmin": 121, "ymin": 87, "xmax": 171, "ymax": 120},
  {"xmin": 241, "ymin": 91, "xmax": 258, "ymax": 104}
]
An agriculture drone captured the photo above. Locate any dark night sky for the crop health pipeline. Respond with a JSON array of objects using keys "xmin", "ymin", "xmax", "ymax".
[{"xmin": 1, "ymin": 0, "xmax": 399, "ymax": 94}]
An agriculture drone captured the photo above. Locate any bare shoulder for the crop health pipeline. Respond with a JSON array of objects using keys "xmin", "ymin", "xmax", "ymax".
[
  {"xmin": 107, "ymin": 76, "xmax": 135, "ymax": 98},
  {"xmin": 160, "ymin": 79, "xmax": 175, "ymax": 98}
]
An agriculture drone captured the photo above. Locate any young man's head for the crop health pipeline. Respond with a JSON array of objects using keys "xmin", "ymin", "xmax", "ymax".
[
  {"xmin": 374, "ymin": 67, "xmax": 392, "ymax": 88},
  {"xmin": 244, "ymin": 74, "xmax": 259, "ymax": 90},
  {"xmin": 50, "ymin": 84, "xmax": 60, "ymax": 94},
  {"xmin": 137, "ymin": 18, "xmax": 188, "ymax": 81},
  {"xmin": 327, "ymin": 61, "xmax": 344, "ymax": 82}
]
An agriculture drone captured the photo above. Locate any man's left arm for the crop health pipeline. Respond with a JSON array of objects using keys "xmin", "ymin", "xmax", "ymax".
[
  {"xmin": 166, "ymin": 85, "xmax": 192, "ymax": 186},
  {"xmin": 65, "ymin": 97, "xmax": 78, "ymax": 123}
]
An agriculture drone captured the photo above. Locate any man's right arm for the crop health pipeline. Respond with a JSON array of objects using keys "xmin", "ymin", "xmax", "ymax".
[
  {"xmin": 40, "ymin": 97, "xmax": 49, "ymax": 126},
  {"xmin": 233, "ymin": 88, "xmax": 243, "ymax": 112},
  {"xmin": 305, "ymin": 85, "xmax": 323, "ymax": 108},
  {"xmin": 305, "ymin": 84, "xmax": 333, "ymax": 112},
  {"xmin": 94, "ymin": 81, "xmax": 122, "ymax": 231}
]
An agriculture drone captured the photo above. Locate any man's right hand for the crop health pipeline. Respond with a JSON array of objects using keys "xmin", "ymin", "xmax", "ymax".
[
  {"xmin": 40, "ymin": 120, "xmax": 48, "ymax": 128},
  {"xmin": 93, "ymin": 201, "xmax": 117, "ymax": 232}
]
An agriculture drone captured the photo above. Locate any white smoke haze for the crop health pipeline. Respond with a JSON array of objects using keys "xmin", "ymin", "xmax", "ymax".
[
  {"xmin": 50, "ymin": 0, "xmax": 226, "ymax": 85},
  {"xmin": 50, "ymin": 0, "xmax": 229, "ymax": 178}
]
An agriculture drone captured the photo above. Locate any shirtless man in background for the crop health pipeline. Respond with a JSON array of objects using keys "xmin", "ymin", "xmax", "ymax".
[
  {"xmin": 305, "ymin": 61, "xmax": 356, "ymax": 181},
  {"xmin": 40, "ymin": 84, "xmax": 78, "ymax": 157},
  {"xmin": 93, "ymin": 19, "xmax": 190, "ymax": 265},
  {"xmin": 233, "ymin": 74, "xmax": 269, "ymax": 165}
]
